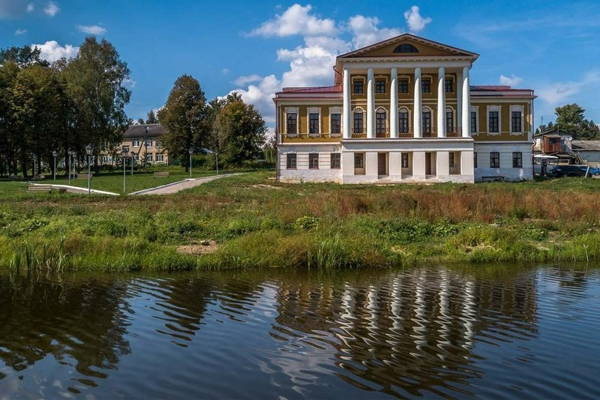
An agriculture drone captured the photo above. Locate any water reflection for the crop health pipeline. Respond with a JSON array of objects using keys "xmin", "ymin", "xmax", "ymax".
[{"xmin": 0, "ymin": 265, "xmax": 599, "ymax": 399}]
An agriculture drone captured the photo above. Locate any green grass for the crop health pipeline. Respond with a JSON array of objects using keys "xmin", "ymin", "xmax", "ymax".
[{"xmin": 3, "ymin": 170, "xmax": 600, "ymax": 272}]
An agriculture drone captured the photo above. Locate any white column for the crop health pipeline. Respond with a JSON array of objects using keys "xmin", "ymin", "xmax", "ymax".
[
  {"xmin": 413, "ymin": 67, "xmax": 422, "ymax": 138},
  {"xmin": 437, "ymin": 67, "xmax": 446, "ymax": 138},
  {"xmin": 389, "ymin": 67, "xmax": 398, "ymax": 138},
  {"xmin": 456, "ymin": 69, "xmax": 463, "ymax": 134},
  {"xmin": 367, "ymin": 68, "xmax": 375, "ymax": 139},
  {"xmin": 461, "ymin": 66, "xmax": 471, "ymax": 138},
  {"xmin": 342, "ymin": 66, "xmax": 351, "ymax": 139}
]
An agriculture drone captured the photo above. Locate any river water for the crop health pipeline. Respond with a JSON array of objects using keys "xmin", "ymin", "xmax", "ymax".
[{"xmin": 0, "ymin": 265, "xmax": 599, "ymax": 399}]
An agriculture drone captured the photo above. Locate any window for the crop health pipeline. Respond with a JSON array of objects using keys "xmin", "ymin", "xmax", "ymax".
[
  {"xmin": 474, "ymin": 152, "xmax": 477, "ymax": 168},
  {"xmin": 490, "ymin": 152, "xmax": 500, "ymax": 168},
  {"xmin": 354, "ymin": 152, "xmax": 365, "ymax": 174},
  {"xmin": 422, "ymin": 78, "xmax": 431, "ymax": 93},
  {"xmin": 330, "ymin": 153, "xmax": 341, "ymax": 169},
  {"xmin": 309, "ymin": 112, "xmax": 319, "ymax": 134},
  {"xmin": 309, "ymin": 153, "xmax": 319, "ymax": 169},
  {"xmin": 398, "ymin": 79, "xmax": 409, "ymax": 93},
  {"xmin": 449, "ymin": 153, "xmax": 455, "ymax": 169},
  {"xmin": 423, "ymin": 110, "xmax": 432, "ymax": 135},
  {"xmin": 286, "ymin": 112, "xmax": 297, "ymax": 135},
  {"xmin": 376, "ymin": 110, "xmax": 386, "ymax": 136},
  {"xmin": 399, "ymin": 109, "xmax": 409, "ymax": 133},
  {"xmin": 375, "ymin": 79, "xmax": 386, "ymax": 94},
  {"xmin": 489, "ymin": 111, "xmax": 499, "ymax": 133},
  {"xmin": 132, "ymin": 139, "xmax": 140, "ymax": 147},
  {"xmin": 445, "ymin": 78, "xmax": 453, "ymax": 93},
  {"xmin": 513, "ymin": 152, "xmax": 523, "ymax": 168},
  {"xmin": 156, "ymin": 154, "xmax": 164, "ymax": 162},
  {"xmin": 470, "ymin": 111, "xmax": 478, "ymax": 134},
  {"xmin": 122, "ymin": 146, "xmax": 129, "ymax": 153},
  {"xmin": 286, "ymin": 153, "xmax": 296, "ymax": 169},
  {"xmin": 145, "ymin": 139, "xmax": 153, "ymax": 147},
  {"xmin": 401, "ymin": 153, "xmax": 409, "ymax": 168},
  {"xmin": 146, "ymin": 154, "xmax": 153, "ymax": 161},
  {"xmin": 394, "ymin": 43, "xmax": 418, "ymax": 53},
  {"xmin": 353, "ymin": 110, "xmax": 363, "ymax": 134},
  {"xmin": 511, "ymin": 111, "xmax": 522, "ymax": 133},
  {"xmin": 353, "ymin": 80, "xmax": 364, "ymax": 94},
  {"xmin": 446, "ymin": 109, "xmax": 454, "ymax": 133},
  {"xmin": 330, "ymin": 113, "xmax": 341, "ymax": 135}
]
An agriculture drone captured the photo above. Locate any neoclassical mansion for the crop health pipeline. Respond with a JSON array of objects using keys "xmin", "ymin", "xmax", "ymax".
[{"xmin": 274, "ymin": 34, "xmax": 535, "ymax": 183}]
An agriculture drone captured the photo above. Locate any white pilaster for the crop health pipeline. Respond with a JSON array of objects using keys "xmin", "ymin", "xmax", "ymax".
[
  {"xmin": 461, "ymin": 67, "xmax": 471, "ymax": 138},
  {"xmin": 367, "ymin": 68, "xmax": 375, "ymax": 139},
  {"xmin": 456, "ymin": 69, "xmax": 462, "ymax": 134},
  {"xmin": 389, "ymin": 67, "xmax": 398, "ymax": 138},
  {"xmin": 413, "ymin": 67, "xmax": 422, "ymax": 138},
  {"xmin": 437, "ymin": 67, "xmax": 446, "ymax": 138},
  {"xmin": 342, "ymin": 66, "xmax": 351, "ymax": 139}
]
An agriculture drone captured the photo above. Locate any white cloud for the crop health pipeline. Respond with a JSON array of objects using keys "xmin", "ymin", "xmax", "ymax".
[
  {"xmin": 499, "ymin": 74, "xmax": 523, "ymax": 87},
  {"xmin": 77, "ymin": 24, "xmax": 106, "ymax": 35},
  {"xmin": 537, "ymin": 71, "xmax": 600, "ymax": 105},
  {"xmin": 26, "ymin": 3, "xmax": 34, "ymax": 12},
  {"xmin": 230, "ymin": 74, "xmax": 281, "ymax": 123},
  {"xmin": 233, "ymin": 74, "xmax": 262, "ymax": 86},
  {"xmin": 15, "ymin": 28, "xmax": 27, "ymax": 35},
  {"xmin": 43, "ymin": 1, "xmax": 59, "ymax": 17},
  {"xmin": 31, "ymin": 41, "xmax": 78, "ymax": 62},
  {"xmin": 249, "ymin": 4, "xmax": 337, "ymax": 37},
  {"xmin": 404, "ymin": 6, "xmax": 431, "ymax": 34},
  {"xmin": 123, "ymin": 78, "xmax": 136, "ymax": 88},
  {"xmin": 348, "ymin": 15, "xmax": 402, "ymax": 49},
  {"xmin": 221, "ymin": 68, "xmax": 230, "ymax": 75}
]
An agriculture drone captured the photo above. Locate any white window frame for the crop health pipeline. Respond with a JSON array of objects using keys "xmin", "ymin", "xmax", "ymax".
[
  {"xmin": 352, "ymin": 106, "xmax": 365, "ymax": 135},
  {"xmin": 284, "ymin": 107, "xmax": 299, "ymax": 136},
  {"xmin": 487, "ymin": 105, "xmax": 501, "ymax": 135},
  {"xmin": 132, "ymin": 138, "xmax": 140, "ymax": 147},
  {"xmin": 329, "ymin": 106, "xmax": 342, "ymax": 136},
  {"xmin": 470, "ymin": 105, "xmax": 479, "ymax": 135},
  {"xmin": 375, "ymin": 106, "xmax": 388, "ymax": 136},
  {"xmin": 398, "ymin": 106, "xmax": 411, "ymax": 134},
  {"xmin": 307, "ymin": 107, "xmax": 321, "ymax": 136},
  {"xmin": 510, "ymin": 105, "xmax": 524, "ymax": 135}
]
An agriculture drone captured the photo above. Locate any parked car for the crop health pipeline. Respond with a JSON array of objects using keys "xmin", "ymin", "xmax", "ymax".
[{"xmin": 550, "ymin": 165, "xmax": 600, "ymax": 177}]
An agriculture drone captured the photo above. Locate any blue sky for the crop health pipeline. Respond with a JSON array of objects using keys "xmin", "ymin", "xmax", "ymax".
[{"xmin": 2, "ymin": 0, "xmax": 600, "ymax": 129}]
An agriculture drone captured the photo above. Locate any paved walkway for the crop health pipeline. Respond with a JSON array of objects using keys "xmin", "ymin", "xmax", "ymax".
[
  {"xmin": 29, "ymin": 183, "xmax": 119, "ymax": 196},
  {"xmin": 130, "ymin": 173, "xmax": 241, "ymax": 195}
]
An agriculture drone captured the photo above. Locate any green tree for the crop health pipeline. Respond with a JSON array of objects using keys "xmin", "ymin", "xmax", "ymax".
[
  {"xmin": 146, "ymin": 109, "xmax": 158, "ymax": 124},
  {"xmin": 158, "ymin": 75, "xmax": 207, "ymax": 170},
  {"xmin": 61, "ymin": 37, "xmax": 131, "ymax": 169},
  {"xmin": 538, "ymin": 103, "xmax": 600, "ymax": 139},
  {"xmin": 214, "ymin": 93, "xmax": 266, "ymax": 167},
  {"xmin": 0, "ymin": 46, "xmax": 48, "ymax": 67}
]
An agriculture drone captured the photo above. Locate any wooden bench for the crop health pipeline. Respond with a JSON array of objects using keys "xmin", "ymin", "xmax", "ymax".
[
  {"xmin": 154, "ymin": 171, "xmax": 170, "ymax": 177},
  {"xmin": 481, "ymin": 176, "xmax": 505, "ymax": 182}
]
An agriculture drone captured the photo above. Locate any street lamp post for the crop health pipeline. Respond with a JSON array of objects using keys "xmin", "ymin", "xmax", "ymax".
[
  {"xmin": 68, "ymin": 150, "xmax": 73, "ymax": 184},
  {"xmin": 86, "ymin": 144, "xmax": 93, "ymax": 195},
  {"xmin": 52, "ymin": 150, "xmax": 57, "ymax": 181},
  {"xmin": 189, "ymin": 149, "xmax": 193, "ymax": 178},
  {"xmin": 122, "ymin": 147, "xmax": 128, "ymax": 194}
]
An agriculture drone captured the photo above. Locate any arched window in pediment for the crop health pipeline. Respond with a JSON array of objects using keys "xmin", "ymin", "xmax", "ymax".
[{"xmin": 393, "ymin": 43, "xmax": 419, "ymax": 53}]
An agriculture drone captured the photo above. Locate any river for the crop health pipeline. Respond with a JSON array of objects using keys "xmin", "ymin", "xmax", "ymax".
[{"xmin": 1, "ymin": 265, "xmax": 599, "ymax": 399}]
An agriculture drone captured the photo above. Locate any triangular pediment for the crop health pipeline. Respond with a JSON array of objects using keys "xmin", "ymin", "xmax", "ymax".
[{"xmin": 338, "ymin": 33, "xmax": 478, "ymax": 59}]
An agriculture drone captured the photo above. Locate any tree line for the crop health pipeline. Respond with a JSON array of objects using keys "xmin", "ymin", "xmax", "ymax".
[
  {"xmin": 537, "ymin": 104, "xmax": 600, "ymax": 139},
  {"xmin": 0, "ymin": 38, "xmax": 131, "ymax": 178}
]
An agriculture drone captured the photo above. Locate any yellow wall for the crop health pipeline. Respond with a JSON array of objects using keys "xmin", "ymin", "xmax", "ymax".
[{"xmin": 473, "ymin": 102, "xmax": 530, "ymax": 141}]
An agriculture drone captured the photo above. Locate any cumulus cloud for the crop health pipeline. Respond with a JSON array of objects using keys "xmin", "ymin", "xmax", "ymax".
[
  {"xmin": 43, "ymin": 1, "xmax": 59, "ymax": 16},
  {"xmin": 348, "ymin": 15, "xmax": 402, "ymax": 49},
  {"xmin": 538, "ymin": 71, "xmax": 600, "ymax": 105},
  {"xmin": 31, "ymin": 40, "xmax": 78, "ymax": 62},
  {"xmin": 404, "ymin": 6, "xmax": 431, "ymax": 33},
  {"xmin": 499, "ymin": 74, "xmax": 523, "ymax": 87},
  {"xmin": 15, "ymin": 28, "xmax": 27, "ymax": 35},
  {"xmin": 26, "ymin": 2, "xmax": 33, "ymax": 12},
  {"xmin": 249, "ymin": 4, "xmax": 337, "ymax": 37},
  {"xmin": 233, "ymin": 4, "xmax": 426, "ymax": 123},
  {"xmin": 77, "ymin": 24, "xmax": 107, "ymax": 35}
]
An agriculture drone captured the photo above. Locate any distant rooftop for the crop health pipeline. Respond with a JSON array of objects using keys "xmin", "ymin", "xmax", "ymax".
[{"xmin": 124, "ymin": 123, "xmax": 166, "ymax": 138}]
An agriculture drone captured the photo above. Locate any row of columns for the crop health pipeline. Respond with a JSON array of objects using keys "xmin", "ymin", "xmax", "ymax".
[{"xmin": 342, "ymin": 66, "xmax": 471, "ymax": 139}]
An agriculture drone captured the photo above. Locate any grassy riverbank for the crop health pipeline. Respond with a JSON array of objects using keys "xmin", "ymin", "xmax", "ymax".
[{"xmin": 2, "ymin": 171, "xmax": 600, "ymax": 272}]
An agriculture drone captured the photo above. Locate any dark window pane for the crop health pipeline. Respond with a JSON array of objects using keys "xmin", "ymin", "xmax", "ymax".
[
  {"xmin": 375, "ymin": 79, "xmax": 385, "ymax": 93},
  {"xmin": 393, "ymin": 43, "xmax": 419, "ymax": 53},
  {"xmin": 470, "ymin": 111, "xmax": 477, "ymax": 133},
  {"xmin": 398, "ymin": 79, "xmax": 409, "ymax": 93},
  {"xmin": 376, "ymin": 111, "xmax": 386, "ymax": 136},
  {"xmin": 490, "ymin": 152, "xmax": 500, "ymax": 168},
  {"xmin": 422, "ymin": 78, "xmax": 431, "ymax": 93},
  {"xmin": 309, "ymin": 112, "xmax": 319, "ymax": 134},
  {"xmin": 474, "ymin": 152, "xmax": 478, "ymax": 168},
  {"xmin": 309, "ymin": 153, "xmax": 319, "ymax": 169},
  {"xmin": 446, "ymin": 110, "xmax": 454, "ymax": 133},
  {"xmin": 353, "ymin": 80, "xmax": 363, "ymax": 94},
  {"xmin": 353, "ymin": 111, "xmax": 363, "ymax": 133},
  {"xmin": 445, "ymin": 78, "xmax": 453, "ymax": 93},
  {"xmin": 399, "ymin": 110, "xmax": 409, "ymax": 133},
  {"xmin": 512, "ymin": 152, "xmax": 523, "ymax": 168},
  {"xmin": 286, "ymin": 113, "xmax": 297, "ymax": 134},
  {"xmin": 423, "ymin": 111, "xmax": 432, "ymax": 134},
  {"xmin": 330, "ymin": 113, "xmax": 341, "ymax": 134},
  {"xmin": 489, "ymin": 111, "xmax": 499, "ymax": 133},
  {"xmin": 512, "ymin": 111, "xmax": 522, "ymax": 132},
  {"xmin": 286, "ymin": 153, "xmax": 296, "ymax": 169},
  {"xmin": 401, "ymin": 153, "xmax": 409, "ymax": 168},
  {"xmin": 330, "ymin": 153, "xmax": 341, "ymax": 169}
]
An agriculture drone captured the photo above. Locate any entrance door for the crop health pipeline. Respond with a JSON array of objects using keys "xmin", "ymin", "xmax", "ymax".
[{"xmin": 378, "ymin": 153, "xmax": 388, "ymax": 176}]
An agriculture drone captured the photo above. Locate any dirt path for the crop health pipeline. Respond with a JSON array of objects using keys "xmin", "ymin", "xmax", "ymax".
[{"xmin": 130, "ymin": 173, "xmax": 241, "ymax": 195}]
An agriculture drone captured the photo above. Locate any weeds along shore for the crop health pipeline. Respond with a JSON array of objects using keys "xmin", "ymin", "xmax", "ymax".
[{"xmin": 2, "ymin": 171, "xmax": 600, "ymax": 272}]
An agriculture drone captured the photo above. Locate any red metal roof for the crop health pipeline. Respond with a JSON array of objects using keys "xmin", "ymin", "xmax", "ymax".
[
  {"xmin": 279, "ymin": 85, "xmax": 342, "ymax": 94},
  {"xmin": 471, "ymin": 85, "xmax": 532, "ymax": 92}
]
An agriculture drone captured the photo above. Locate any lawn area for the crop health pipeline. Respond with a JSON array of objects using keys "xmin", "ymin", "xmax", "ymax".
[{"xmin": 2, "ymin": 171, "xmax": 600, "ymax": 272}]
